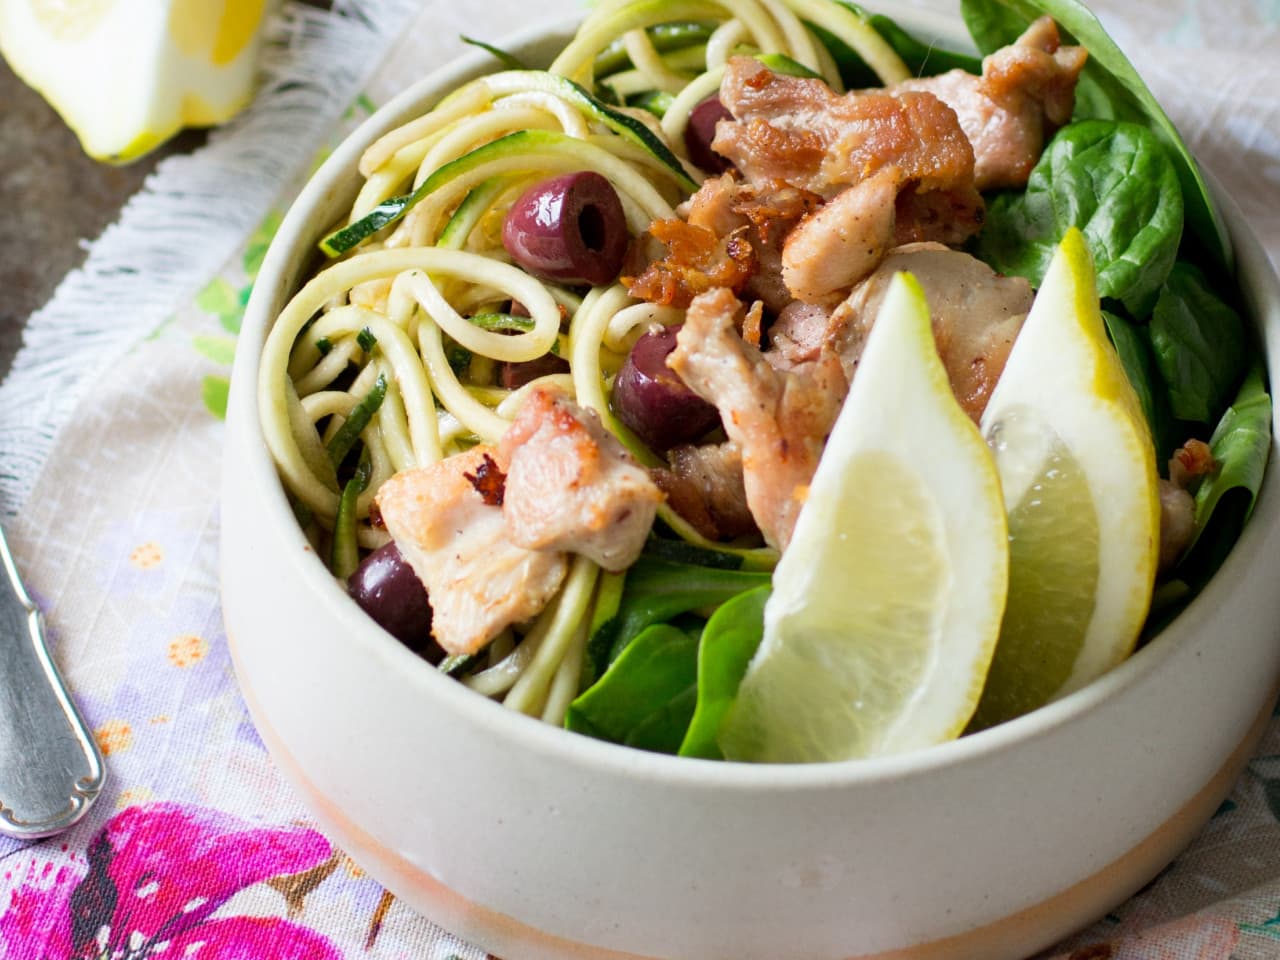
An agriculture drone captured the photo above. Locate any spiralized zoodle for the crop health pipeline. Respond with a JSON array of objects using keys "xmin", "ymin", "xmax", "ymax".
[{"xmin": 259, "ymin": 0, "xmax": 907, "ymax": 722}]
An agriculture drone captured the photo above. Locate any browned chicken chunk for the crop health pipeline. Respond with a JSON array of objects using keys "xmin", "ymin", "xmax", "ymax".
[
  {"xmin": 652, "ymin": 441, "xmax": 758, "ymax": 543},
  {"xmin": 668, "ymin": 288, "xmax": 846, "ymax": 550},
  {"xmin": 896, "ymin": 17, "xmax": 1087, "ymax": 190},
  {"xmin": 375, "ymin": 446, "xmax": 568, "ymax": 656},
  {"xmin": 500, "ymin": 388, "xmax": 663, "ymax": 571},
  {"xmin": 714, "ymin": 59, "xmax": 977, "ymax": 200},
  {"xmin": 711, "ymin": 57, "xmax": 985, "ymax": 301},
  {"xmin": 830, "ymin": 243, "xmax": 1033, "ymax": 421}
]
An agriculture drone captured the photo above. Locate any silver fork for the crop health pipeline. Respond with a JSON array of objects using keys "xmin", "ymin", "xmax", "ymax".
[{"xmin": 0, "ymin": 523, "xmax": 105, "ymax": 839}]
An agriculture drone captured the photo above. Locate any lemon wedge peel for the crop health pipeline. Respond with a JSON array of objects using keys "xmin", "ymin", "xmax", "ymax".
[
  {"xmin": 718, "ymin": 272, "xmax": 1009, "ymax": 764},
  {"xmin": 0, "ymin": 0, "xmax": 267, "ymax": 162},
  {"xmin": 974, "ymin": 228, "xmax": 1159, "ymax": 729}
]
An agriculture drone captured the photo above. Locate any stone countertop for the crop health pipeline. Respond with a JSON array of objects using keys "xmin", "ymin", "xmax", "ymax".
[{"xmin": 0, "ymin": 2, "xmax": 329, "ymax": 385}]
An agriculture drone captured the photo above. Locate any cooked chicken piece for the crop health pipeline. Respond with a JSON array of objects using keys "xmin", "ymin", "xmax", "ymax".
[
  {"xmin": 715, "ymin": 58, "xmax": 977, "ymax": 200},
  {"xmin": 709, "ymin": 58, "xmax": 984, "ymax": 301},
  {"xmin": 830, "ymin": 243, "xmax": 1032, "ymax": 422},
  {"xmin": 668, "ymin": 288, "xmax": 846, "ymax": 550},
  {"xmin": 652, "ymin": 441, "xmax": 758, "ymax": 543},
  {"xmin": 780, "ymin": 167, "xmax": 900, "ymax": 304},
  {"xmin": 729, "ymin": 180, "xmax": 823, "ymax": 312},
  {"xmin": 375, "ymin": 446, "xmax": 568, "ymax": 656},
  {"xmin": 896, "ymin": 17, "xmax": 1086, "ymax": 190},
  {"xmin": 628, "ymin": 174, "xmax": 820, "ymax": 312},
  {"xmin": 766, "ymin": 300, "xmax": 833, "ymax": 371},
  {"xmin": 683, "ymin": 172, "xmax": 746, "ymax": 236},
  {"xmin": 893, "ymin": 182, "xmax": 987, "ymax": 247},
  {"xmin": 499, "ymin": 388, "xmax": 663, "ymax": 572},
  {"xmin": 1157, "ymin": 480, "xmax": 1196, "ymax": 573},
  {"xmin": 1158, "ymin": 438, "xmax": 1217, "ymax": 571}
]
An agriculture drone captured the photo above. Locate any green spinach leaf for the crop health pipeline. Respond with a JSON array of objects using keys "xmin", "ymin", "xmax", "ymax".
[
  {"xmin": 977, "ymin": 120, "xmax": 1182, "ymax": 317},
  {"xmin": 585, "ymin": 556, "xmax": 772, "ymax": 680},
  {"xmin": 679, "ymin": 586, "xmax": 770, "ymax": 759},
  {"xmin": 957, "ymin": 0, "xmax": 1230, "ymax": 267},
  {"xmin": 1192, "ymin": 364, "xmax": 1271, "ymax": 543},
  {"xmin": 1149, "ymin": 262, "xmax": 1247, "ymax": 425},
  {"xmin": 958, "ymin": 0, "xmax": 1028, "ymax": 53},
  {"xmin": 1103, "ymin": 310, "xmax": 1175, "ymax": 466},
  {"xmin": 864, "ymin": 10, "xmax": 982, "ymax": 76},
  {"xmin": 566, "ymin": 624, "xmax": 700, "ymax": 754}
]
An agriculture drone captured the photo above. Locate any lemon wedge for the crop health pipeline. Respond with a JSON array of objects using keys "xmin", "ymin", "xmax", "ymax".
[
  {"xmin": 0, "ymin": 0, "xmax": 268, "ymax": 162},
  {"xmin": 970, "ymin": 228, "xmax": 1160, "ymax": 731},
  {"xmin": 718, "ymin": 273, "xmax": 1009, "ymax": 763}
]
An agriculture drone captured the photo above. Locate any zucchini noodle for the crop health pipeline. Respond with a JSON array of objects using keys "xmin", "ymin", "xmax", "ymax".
[{"xmin": 260, "ymin": 0, "xmax": 905, "ymax": 719}]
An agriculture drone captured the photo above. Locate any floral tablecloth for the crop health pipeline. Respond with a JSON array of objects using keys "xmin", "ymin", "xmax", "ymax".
[{"xmin": 1, "ymin": 1, "xmax": 1278, "ymax": 958}]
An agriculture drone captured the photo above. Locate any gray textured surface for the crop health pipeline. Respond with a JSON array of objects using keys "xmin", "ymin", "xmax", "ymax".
[{"xmin": 0, "ymin": 56, "xmax": 203, "ymax": 383}]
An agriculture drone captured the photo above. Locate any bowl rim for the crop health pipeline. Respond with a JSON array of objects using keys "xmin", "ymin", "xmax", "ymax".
[{"xmin": 228, "ymin": 3, "xmax": 1280, "ymax": 793}]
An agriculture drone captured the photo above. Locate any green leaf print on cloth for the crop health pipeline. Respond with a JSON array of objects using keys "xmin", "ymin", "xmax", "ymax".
[{"xmin": 194, "ymin": 210, "xmax": 282, "ymax": 419}]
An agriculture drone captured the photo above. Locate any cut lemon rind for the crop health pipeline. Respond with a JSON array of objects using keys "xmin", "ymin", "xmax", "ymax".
[{"xmin": 719, "ymin": 273, "xmax": 1009, "ymax": 763}]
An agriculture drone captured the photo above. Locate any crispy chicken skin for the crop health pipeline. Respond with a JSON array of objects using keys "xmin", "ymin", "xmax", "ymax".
[
  {"xmin": 714, "ymin": 60, "xmax": 977, "ymax": 200},
  {"xmin": 500, "ymin": 388, "xmax": 663, "ymax": 572},
  {"xmin": 897, "ymin": 17, "xmax": 1087, "ymax": 190},
  {"xmin": 375, "ymin": 446, "xmax": 568, "ymax": 656},
  {"xmin": 668, "ymin": 288, "xmax": 846, "ymax": 550}
]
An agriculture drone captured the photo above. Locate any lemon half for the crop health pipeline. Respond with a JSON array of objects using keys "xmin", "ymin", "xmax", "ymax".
[
  {"xmin": 719, "ymin": 273, "xmax": 1009, "ymax": 763},
  {"xmin": 971, "ymin": 228, "xmax": 1160, "ymax": 730},
  {"xmin": 0, "ymin": 0, "xmax": 267, "ymax": 162}
]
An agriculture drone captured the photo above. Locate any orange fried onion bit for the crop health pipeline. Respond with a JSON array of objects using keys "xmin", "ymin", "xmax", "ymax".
[{"xmin": 623, "ymin": 219, "xmax": 756, "ymax": 309}]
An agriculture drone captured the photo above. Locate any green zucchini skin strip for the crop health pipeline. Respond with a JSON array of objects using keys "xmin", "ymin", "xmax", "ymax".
[
  {"xmin": 754, "ymin": 52, "xmax": 824, "ymax": 79},
  {"xmin": 439, "ymin": 652, "xmax": 481, "ymax": 676},
  {"xmin": 594, "ymin": 22, "xmax": 715, "ymax": 77},
  {"xmin": 326, "ymin": 373, "xmax": 388, "ymax": 469},
  {"xmin": 436, "ymin": 176, "xmax": 510, "ymax": 251},
  {"xmin": 467, "ymin": 312, "xmax": 536, "ymax": 333},
  {"xmin": 460, "ymin": 35, "xmax": 527, "ymax": 70},
  {"xmin": 331, "ymin": 454, "xmax": 371, "ymax": 580},
  {"xmin": 494, "ymin": 72, "xmax": 699, "ymax": 193},
  {"xmin": 320, "ymin": 195, "xmax": 416, "ymax": 256}
]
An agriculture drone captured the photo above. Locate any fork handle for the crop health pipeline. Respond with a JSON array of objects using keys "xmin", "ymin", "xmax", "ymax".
[{"xmin": 0, "ymin": 525, "xmax": 105, "ymax": 839}]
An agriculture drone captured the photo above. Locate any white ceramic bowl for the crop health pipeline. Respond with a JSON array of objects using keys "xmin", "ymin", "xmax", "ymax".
[{"xmin": 221, "ymin": 10, "xmax": 1280, "ymax": 960}]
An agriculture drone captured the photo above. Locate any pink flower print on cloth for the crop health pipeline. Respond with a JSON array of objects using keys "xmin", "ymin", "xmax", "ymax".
[{"xmin": 0, "ymin": 802, "xmax": 342, "ymax": 960}]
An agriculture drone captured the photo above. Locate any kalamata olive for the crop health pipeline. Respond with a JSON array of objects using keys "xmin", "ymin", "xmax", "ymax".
[
  {"xmin": 502, "ymin": 171, "xmax": 629, "ymax": 286},
  {"xmin": 347, "ymin": 541, "xmax": 442, "ymax": 662},
  {"xmin": 612, "ymin": 325, "xmax": 720, "ymax": 451},
  {"xmin": 684, "ymin": 95, "xmax": 733, "ymax": 174},
  {"xmin": 500, "ymin": 352, "xmax": 571, "ymax": 389}
]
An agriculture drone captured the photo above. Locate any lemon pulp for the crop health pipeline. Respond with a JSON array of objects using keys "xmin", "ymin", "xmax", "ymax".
[
  {"xmin": 30, "ymin": 0, "xmax": 112, "ymax": 42},
  {"xmin": 720, "ymin": 453, "xmax": 947, "ymax": 762},
  {"xmin": 971, "ymin": 409, "xmax": 1100, "ymax": 730},
  {"xmin": 975, "ymin": 228, "xmax": 1158, "ymax": 728}
]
